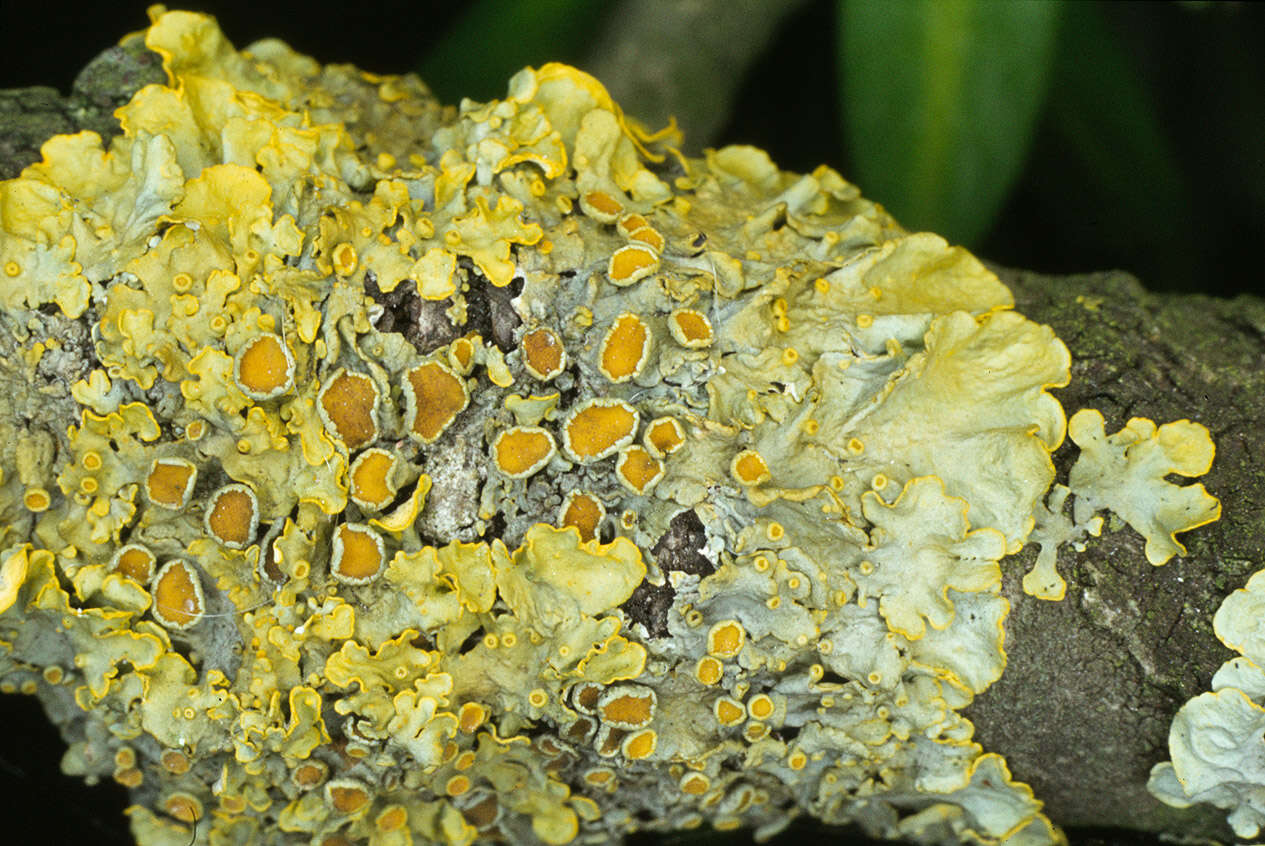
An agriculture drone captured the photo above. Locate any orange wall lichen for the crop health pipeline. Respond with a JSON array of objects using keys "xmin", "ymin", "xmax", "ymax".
[{"xmin": 0, "ymin": 8, "xmax": 1222, "ymax": 846}]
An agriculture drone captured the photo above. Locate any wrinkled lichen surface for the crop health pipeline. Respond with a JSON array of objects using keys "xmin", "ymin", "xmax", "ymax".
[
  {"xmin": 1147, "ymin": 563, "xmax": 1265, "ymax": 839},
  {"xmin": 0, "ymin": 8, "xmax": 1222, "ymax": 846}
]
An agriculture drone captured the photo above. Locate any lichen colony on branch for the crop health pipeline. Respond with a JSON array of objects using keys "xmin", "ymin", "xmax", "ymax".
[{"xmin": 0, "ymin": 7, "xmax": 1222, "ymax": 845}]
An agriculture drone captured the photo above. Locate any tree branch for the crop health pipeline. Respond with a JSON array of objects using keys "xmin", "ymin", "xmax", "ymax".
[
  {"xmin": 972, "ymin": 267, "xmax": 1264, "ymax": 843},
  {"xmin": 2, "ymin": 44, "xmax": 1260, "ymax": 846},
  {"xmin": 583, "ymin": 0, "xmax": 812, "ymax": 151}
]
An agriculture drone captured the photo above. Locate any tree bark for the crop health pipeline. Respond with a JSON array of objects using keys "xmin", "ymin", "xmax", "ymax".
[
  {"xmin": 2, "ymin": 45, "xmax": 1261, "ymax": 846},
  {"xmin": 0, "ymin": 37, "xmax": 164, "ymax": 180},
  {"xmin": 965, "ymin": 267, "xmax": 1264, "ymax": 844}
]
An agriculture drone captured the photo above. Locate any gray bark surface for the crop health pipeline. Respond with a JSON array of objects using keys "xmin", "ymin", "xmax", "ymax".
[
  {"xmin": 3, "ymin": 44, "xmax": 1262, "ymax": 846},
  {"xmin": 0, "ymin": 36, "xmax": 164, "ymax": 180},
  {"xmin": 968, "ymin": 268, "xmax": 1265, "ymax": 844}
]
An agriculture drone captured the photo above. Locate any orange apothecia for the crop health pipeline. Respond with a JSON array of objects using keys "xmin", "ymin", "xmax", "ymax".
[
  {"xmin": 595, "ymin": 727, "xmax": 624, "ymax": 758},
  {"xmin": 291, "ymin": 760, "xmax": 329, "ymax": 790},
  {"xmin": 317, "ymin": 369, "xmax": 380, "ymax": 450},
  {"xmin": 404, "ymin": 361, "xmax": 468, "ymax": 443},
  {"xmin": 614, "ymin": 212, "xmax": 649, "ymax": 240},
  {"xmin": 492, "ymin": 426, "xmax": 557, "ymax": 478},
  {"xmin": 621, "ymin": 729, "xmax": 657, "ymax": 760},
  {"xmin": 519, "ymin": 327, "xmax": 566, "ymax": 381},
  {"xmin": 162, "ymin": 793, "xmax": 203, "ymax": 824},
  {"xmin": 330, "ymin": 523, "xmax": 385, "ymax": 585},
  {"xmin": 109, "ymin": 544, "xmax": 156, "ymax": 584},
  {"xmin": 325, "ymin": 780, "xmax": 372, "ymax": 815},
  {"xmin": 615, "ymin": 445, "xmax": 664, "ymax": 495},
  {"xmin": 570, "ymin": 681, "xmax": 603, "ymax": 714},
  {"xmin": 204, "ymin": 483, "xmax": 259, "ymax": 549},
  {"xmin": 598, "ymin": 686, "xmax": 656, "ymax": 729},
  {"xmin": 668, "ymin": 308, "xmax": 714, "ymax": 348},
  {"xmin": 680, "ymin": 772, "xmax": 710, "ymax": 795},
  {"xmin": 579, "ymin": 190, "xmax": 624, "ymax": 222},
  {"xmin": 448, "ymin": 335, "xmax": 478, "ymax": 375},
  {"xmin": 376, "ymin": 805, "xmax": 408, "ymax": 831},
  {"xmin": 150, "ymin": 560, "xmax": 205, "ymax": 630},
  {"xmin": 159, "ymin": 750, "xmax": 190, "ymax": 775},
  {"xmin": 558, "ymin": 491, "xmax": 605, "ymax": 542},
  {"xmin": 348, "ymin": 448, "xmax": 398, "ymax": 510},
  {"xmin": 695, "ymin": 656, "xmax": 723, "ymax": 686},
  {"xmin": 561, "ymin": 398, "xmax": 638, "ymax": 463},
  {"xmin": 145, "ymin": 457, "xmax": 197, "ymax": 509},
  {"xmin": 458, "ymin": 702, "xmax": 488, "ymax": 733},
  {"xmin": 616, "ymin": 212, "xmax": 666, "ymax": 253},
  {"xmin": 707, "ymin": 619, "xmax": 746, "ymax": 659},
  {"xmin": 644, "ymin": 416, "xmax": 685, "ymax": 458},
  {"xmin": 331, "ymin": 242, "xmax": 358, "ymax": 277},
  {"xmin": 584, "ymin": 768, "xmax": 617, "ymax": 789},
  {"xmin": 233, "ymin": 333, "xmax": 295, "ymax": 400},
  {"xmin": 746, "ymin": 693, "xmax": 775, "ymax": 721},
  {"xmin": 22, "ymin": 487, "xmax": 51, "ymax": 512},
  {"xmin": 713, "ymin": 697, "xmax": 746, "ymax": 727},
  {"xmin": 598, "ymin": 313, "xmax": 652, "ymax": 383},
  {"xmin": 607, "ymin": 244, "xmax": 658, "ymax": 286},
  {"xmin": 731, "ymin": 449, "xmax": 771, "ymax": 486},
  {"xmin": 627, "ymin": 227, "xmax": 665, "ymax": 252}
]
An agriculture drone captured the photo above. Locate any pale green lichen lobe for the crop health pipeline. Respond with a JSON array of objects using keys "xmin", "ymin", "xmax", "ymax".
[{"xmin": 0, "ymin": 7, "xmax": 1222, "ymax": 846}]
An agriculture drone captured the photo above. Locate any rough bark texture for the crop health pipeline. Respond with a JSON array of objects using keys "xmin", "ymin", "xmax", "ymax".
[
  {"xmin": 3, "ymin": 44, "xmax": 1262, "ymax": 846},
  {"xmin": 0, "ymin": 37, "xmax": 164, "ymax": 180},
  {"xmin": 967, "ymin": 268, "xmax": 1265, "ymax": 845}
]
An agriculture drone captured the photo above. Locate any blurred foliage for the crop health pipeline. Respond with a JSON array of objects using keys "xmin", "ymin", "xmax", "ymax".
[
  {"xmin": 738, "ymin": 0, "xmax": 1264, "ymax": 295},
  {"xmin": 838, "ymin": 0, "xmax": 1063, "ymax": 247},
  {"xmin": 411, "ymin": 0, "xmax": 1263, "ymax": 295},
  {"xmin": 415, "ymin": 0, "xmax": 614, "ymax": 105},
  {"xmin": 1019, "ymin": 1, "xmax": 1192, "ymax": 285},
  {"xmin": 2, "ymin": 0, "xmax": 1259, "ymax": 293}
]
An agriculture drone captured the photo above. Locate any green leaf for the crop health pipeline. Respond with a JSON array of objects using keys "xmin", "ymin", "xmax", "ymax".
[
  {"xmin": 838, "ymin": 0, "xmax": 1063, "ymax": 245},
  {"xmin": 416, "ymin": 0, "xmax": 612, "ymax": 106},
  {"xmin": 1040, "ymin": 1, "xmax": 1193, "ymax": 288}
]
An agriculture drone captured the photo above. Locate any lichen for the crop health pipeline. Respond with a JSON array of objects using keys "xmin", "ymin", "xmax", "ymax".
[
  {"xmin": 1148, "ymin": 571, "xmax": 1265, "ymax": 839},
  {"xmin": 0, "ymin": 8, "xmax": 1223, "ymax": 846}
]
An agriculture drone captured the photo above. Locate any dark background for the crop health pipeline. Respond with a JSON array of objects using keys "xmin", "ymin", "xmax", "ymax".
[{"xmin": 0, "ymin": 2, "xmax": 1259, "ymax": 844}]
